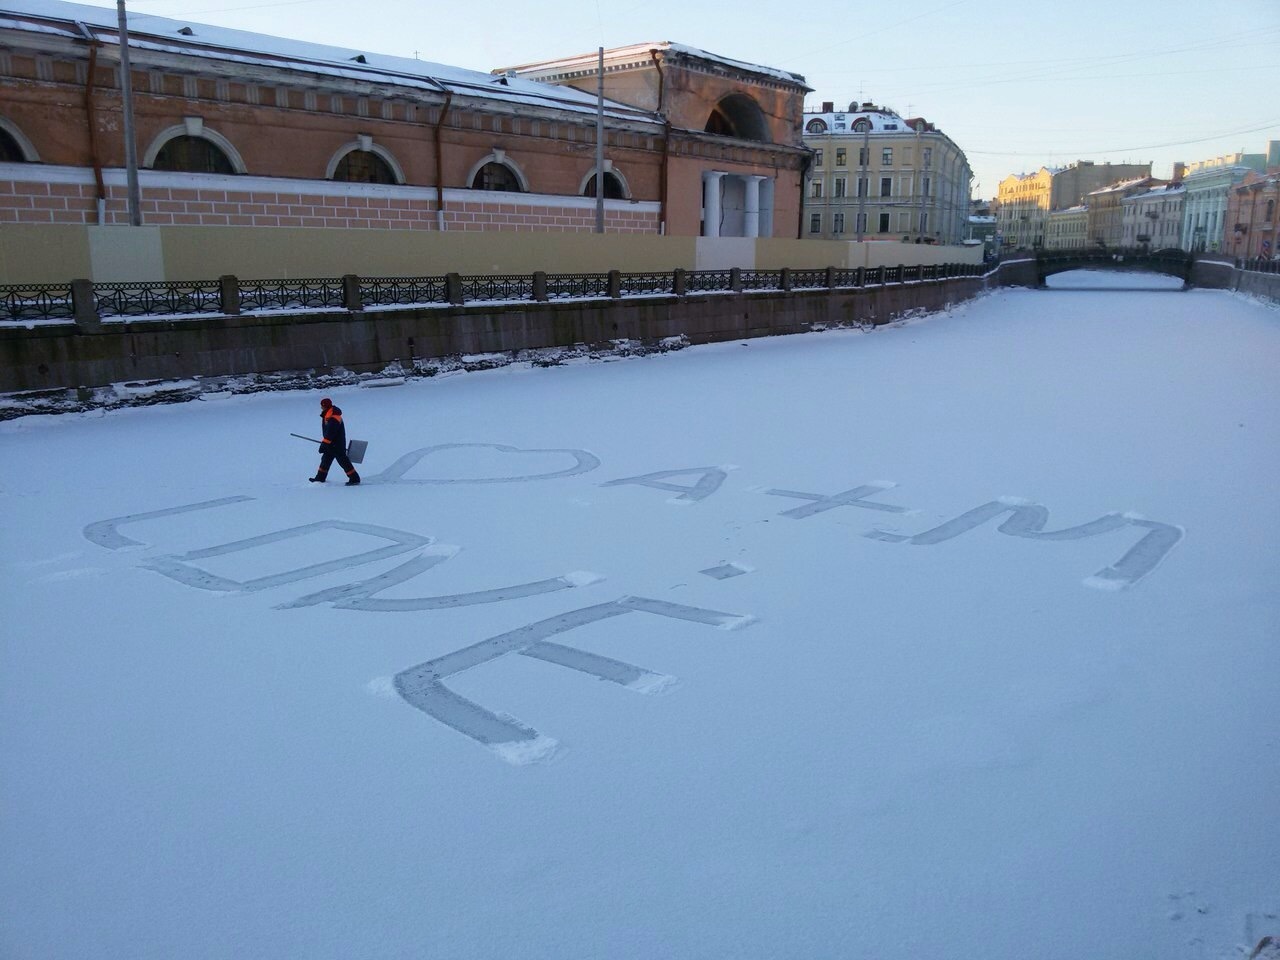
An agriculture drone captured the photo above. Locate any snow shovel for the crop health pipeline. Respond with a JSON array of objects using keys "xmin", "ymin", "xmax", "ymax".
[{"xmin": 290, "ymin": 433, "xmax": 368, "ymax": 464}]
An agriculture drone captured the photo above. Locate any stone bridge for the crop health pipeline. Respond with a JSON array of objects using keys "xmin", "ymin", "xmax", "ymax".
[{"xmin": 1035, "ymin": 248, "xmax": 1194, "ymax": 284}]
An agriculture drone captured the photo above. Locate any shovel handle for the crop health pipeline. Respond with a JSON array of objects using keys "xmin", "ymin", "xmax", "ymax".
[{"xmin": 291, "ymin": 433, "xmax": 322, "ymax": 443}]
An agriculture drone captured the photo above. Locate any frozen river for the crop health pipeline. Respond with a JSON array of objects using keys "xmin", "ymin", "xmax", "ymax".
[{"xmin": 2, "ymin": 270, "xmax": 1277, "ymax": 959}]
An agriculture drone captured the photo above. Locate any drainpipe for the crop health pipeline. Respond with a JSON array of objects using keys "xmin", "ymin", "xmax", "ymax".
[
  {"xmin": 650, "ymin": 50, "xmax": 669, "ymax": 235},
  {"xmin": 433, "ymin": 90, "xmax": 453, "ymax": 231},
  {"xmin": 115, "ymin": 0, "xmax": 142, "ymax": 225},
  {"xmin": 76, "ymin": 21, "xmax": 107, "ymax": 224}
]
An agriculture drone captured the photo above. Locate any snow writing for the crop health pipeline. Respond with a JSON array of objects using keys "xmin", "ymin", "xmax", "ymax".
[{"xmin": 81, "ymin": 442, "xmax": 1183, "ymax": 764}]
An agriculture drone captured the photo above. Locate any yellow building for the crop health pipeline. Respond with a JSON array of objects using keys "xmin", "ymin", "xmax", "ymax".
[
  {"xmin": 801, "ymin": 102, "xmax": 972, "ymax": 244},
  {"xmin": 1044, "ymin": 206, "xmax": 1088, "ymax": 250},
  {"xmin": 996, "ymin": 160, "xmax": 1150, "ymax": 249}
]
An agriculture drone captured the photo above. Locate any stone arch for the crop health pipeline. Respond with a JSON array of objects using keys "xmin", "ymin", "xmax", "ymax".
[
  {"xmin": 578, "ymin": 163, "xmax": 629, "ymax": 199},
  {"xmin": 0, "ymin": 117, "xmax": 40, "ymax": 162},
  {"xmin": 705, "ymin": 94, "xmax": 770, "ymax": 143},
  {"xmin": 465, "ymin": 150, "xmax": 529, "ymax": 192},
  {"xmin": 325, "ymin": 135, "xmax": 405, "ymax": 184},
  {"xmin": 142, "ymin": 119, "xmax": 245, "ymax": 173}
]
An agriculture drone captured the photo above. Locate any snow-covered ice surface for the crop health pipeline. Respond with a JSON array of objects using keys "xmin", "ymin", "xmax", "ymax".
[{"xmin": 2, "ymin": 270, "xmax": 1278, "ymax": 959}]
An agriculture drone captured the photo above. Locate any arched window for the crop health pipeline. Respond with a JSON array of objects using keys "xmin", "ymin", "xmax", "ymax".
[
  {"xmin": 152, "ymin": 135, "xmax": 234, "ymax": 174},
  {"xmin": 805, "ymin": 118, "xmax": 827, "ymax": 134},
  {"xmin": 0, "ymin": 118, "xmax": 37, "ymax": 162},
  {"xmin": 852, "ymin": 118, "xmax": 871, "ymax": 133},
  {"xmin": 333, "ymin": 149, "xmax": 396, "ymax": 184},
  {"xmin": 0, "ymin": 127, "xmax": 25, "ymax": 162},
  {"xmin": 583, "ymin": 172, "xmax": 625, "ymax": 199},
  {"xmin": 704, "ymin": 95, "xmax": 770, "ymax": 143},
  {"xmin": 472, "ymin": 161, "xmax": 523, "ymax": 192}
]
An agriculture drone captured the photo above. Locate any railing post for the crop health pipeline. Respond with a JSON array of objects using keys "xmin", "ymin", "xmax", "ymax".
[
  {"xmin": 446, "ymin": 272, "xmax": 464, "ymax": 306},
  {"xmin": 780, "ymin": 267, "xmax": 792, "ymax": 292},
  {"xmin": 608, "ymin": 269, "xmax": 622, "ymax": 299},
  {"xmin": 855, "ymin": 266, "xmax": 865, "ymax": 287},
  {"xmin": 825, "ymin": 266, "xmax": 836, "ymax": 289},
  {"xmin": 533, "ymin": 271, "xmax": 548, "ymax": 302},
  {"xmin": 729, "ymin": 267, "xmax": 742, "ymax": 293},
  {"xmin": 342, "ymin": 274, "xmax": 362, "ymax": 312},
  {"xmin": 71, "ymin": 279, "xmax": 100, "ymax": 329},
  {"xmin": 673, "ymin": 268, "xmax": 687, "ymax": 296},
  {"xmin": 219, "ymin": 275, "xmax": 241, "ymax": 316}
]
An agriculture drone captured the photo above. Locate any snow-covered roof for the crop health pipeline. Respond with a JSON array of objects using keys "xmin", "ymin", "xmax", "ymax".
[
  {"xmin": 802, "ymin": 105, "xmax": 924, "ymax": 136},
  {"xmin": 1088, "ymin": 176, "xmax": 1158, "ymax": 196},
  {"xmin": 498, "ymin": 41, "xmax": 808, "ymax": 89},
  {"xmin": 0, "ymin": 0, "xmax": 658, "ymax": 122},
  {"xmin": 1122, "ymin": 184, "xmax": 1185, "ymax": 203}
]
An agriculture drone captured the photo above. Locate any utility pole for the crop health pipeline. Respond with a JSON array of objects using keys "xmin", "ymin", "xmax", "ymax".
[
  {"xmin": 594, "ymin": 47, "xmax": 604, "ymax": 234},
  {"xmin": 115, "ymin": 0, "xmax": 142, "ymax": 225}
]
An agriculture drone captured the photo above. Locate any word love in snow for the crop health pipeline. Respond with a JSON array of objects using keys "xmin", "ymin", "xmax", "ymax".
[{"xmin": 80, "ymin": 443, "xmax": 1182, "ymax": 765}]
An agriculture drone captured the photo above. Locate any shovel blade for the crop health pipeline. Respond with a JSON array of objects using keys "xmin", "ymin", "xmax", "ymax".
[{"xmin": 346, "ymin": 439, "xmax": 368, "ymax": 464}]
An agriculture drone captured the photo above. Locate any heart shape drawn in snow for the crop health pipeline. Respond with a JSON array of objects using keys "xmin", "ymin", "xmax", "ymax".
[{"xmin": 369, "ymin": 443, "xmax": 601, "ymax": 484}]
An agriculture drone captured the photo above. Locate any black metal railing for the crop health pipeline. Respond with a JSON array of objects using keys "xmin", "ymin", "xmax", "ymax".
[
  {"xmin": 0, "ymin": 284, "xmax": 75, "ymax": 322},
  {"xmin": 240, "ymin": 278, "xmax": 345, "ymax": 312},
  {"xmin": 1237, "ymin": 256, "xmax": 1280, "ymax": 275},
  {"xmin": 686, "ymin": 270, "xmax": 734, "ymax": 293},
  {"xmin": 791, "ymin": 269, "xmax": 829, "ymax": 289},
  {"xmin": 95, "ymin": 280, "xmax": 224, "ymax": 318},
  {"xmin": 360, "ymin": 275, "xmax": 449, "ymax": 307},
  {"xmin": 460, "ymin": 274, "xmax": 535, "ymax": 302},
  {"xmin": 1, "ymin": 263, "xmax": 993, "ymax": 324},
  {"xmin": 618, "ymin": 272, "xmax": 672, "ymax": 297},
  {"xmin": 545, "ymin": 273, "xmax": 611, "ymax": 300}
]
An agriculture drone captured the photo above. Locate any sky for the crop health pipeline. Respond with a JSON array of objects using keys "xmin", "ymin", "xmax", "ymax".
[
  {"xmin": 3, "ymin": 273, "xmax": 1279, "ymax": 958},
  {"xmin": 67, "ymin": 0, "xmax": 1280, "ymax": 199}
]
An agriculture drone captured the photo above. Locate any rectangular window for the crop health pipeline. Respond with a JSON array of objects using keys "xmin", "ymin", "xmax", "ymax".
[
  {"xmin": 857, "ymin": 177, "xmax": 868, "ymax": 197},
  {"xmin": 882, "ymin": 147, "xmax": 893, "ymax": 166},
  {"xmin": 859, "ymin": 147, "xmax": 869, "ymax": 165},
  {"xmin": 923, "ymin": 147, "xmax": 933, "ymax": 168},
  {"xmin": 856, "ymin": 212, "xmax": 867, "ymax": 234},
  {"xmin": 834, "ymin": 177, "xmax": 847, "ymax": 198},
  {"xmin": 810, "ymin": 180, "xmax": 823, "ymax": 198},
  {"xmin": 880, "ymin": 177, "xmax": 892, "ymax": 198},
  {"xmin": 878, "ymin": 212, "xmax": 890, "ymax": 233},
  {"xmin": 834, "ymin": 213, "xmax": 845, "ymax": 234},
  {"xmin": 835, "ymin": 148, "xmax": 847, "ymax": 166},
  {"xmin": 810, "ymin": 213, "xmax": 822, "ymax": 233},
  {"xmin": 814, "ymin": 150, "xmax": 823, "ymax": 168},
  {"xmin": 922, "ymin": 177, "xmax": 931, "ymax": 197},
  {"xmin": 919, "ymin": 212, "xmax": 928, "ymax": 233}
]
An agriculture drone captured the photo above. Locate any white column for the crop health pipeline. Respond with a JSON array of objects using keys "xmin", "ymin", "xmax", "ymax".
[
  {"xmin": 743, "ymin": 175, "xmax": 765, "ymax": 238},
  {"xmin": 702, "ymin": 171, "xmax": 725, "ymax": 237}
]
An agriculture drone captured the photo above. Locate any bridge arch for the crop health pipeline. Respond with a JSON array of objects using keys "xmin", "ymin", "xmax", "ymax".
[{"xmin": 1035, "ymin": 248, "xmax": 1192, "ymax": 285}]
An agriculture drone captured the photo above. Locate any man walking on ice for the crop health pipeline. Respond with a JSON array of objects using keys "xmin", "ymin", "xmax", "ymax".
[{"xmin": 310, "ymin": 397, "xmax": 360, "ymax": 485}]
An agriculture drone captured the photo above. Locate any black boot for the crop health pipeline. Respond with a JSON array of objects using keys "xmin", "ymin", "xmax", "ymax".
[
  {"xmin": 345, "ymin": 474, "xmax": 361, "ymax": 486},
  {"xmin": 309, "ymin": 475, "xmax": 325, "ymax": 483}
]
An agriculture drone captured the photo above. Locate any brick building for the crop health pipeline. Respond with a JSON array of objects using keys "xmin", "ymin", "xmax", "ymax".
[
  {"xmin": 0, "ymin": 1, "xmax": 809, "ymax": 239},
  {"xmin": 1225, "ymin": 170, "xmax": 1279, "ymax": 261}
]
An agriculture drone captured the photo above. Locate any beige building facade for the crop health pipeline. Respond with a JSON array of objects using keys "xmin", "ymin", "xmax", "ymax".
[
  {"xmin": 1121, "ymin": 183, "xmax": 1184, "ymax": 250},
  {"xmin": 1044, "ymin": 206, "xmax": 1088, "ymax": 250},
  {"xmin": 1086, "ymin": 177, "xmax": 1165, "ymax": 249},
  {"xmin": 800, "ymin": 103, "xmax": 972, "ymax": 244}
]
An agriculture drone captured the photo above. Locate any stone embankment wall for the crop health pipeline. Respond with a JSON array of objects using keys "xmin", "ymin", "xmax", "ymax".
[{"xmin": 0, "ymin": 270, "xmax": 1001, "ymax": 396}]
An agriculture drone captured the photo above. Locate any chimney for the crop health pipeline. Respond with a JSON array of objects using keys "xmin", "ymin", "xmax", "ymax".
[
  {"xmin": 822, "ymin": 101, "xmax": 834, "ymax": 113},
  {"xmin": 1171, "ymin": 162, "xmax": 1186, "ymax": 183}
]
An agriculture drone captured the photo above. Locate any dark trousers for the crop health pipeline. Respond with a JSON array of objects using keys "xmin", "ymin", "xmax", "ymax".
[{"xmin": 316, "ymin": 446, "xmax": 357, "ymax": 479}]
